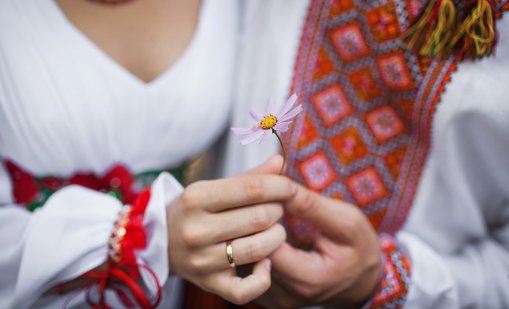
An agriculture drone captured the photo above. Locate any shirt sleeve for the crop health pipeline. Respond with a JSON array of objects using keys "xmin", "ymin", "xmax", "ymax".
[
  {"xmin": 0, "ymin": 167, "xmax": 183, "ymax": 309},
  {"xmin": 397, "ymin": 34, "xmax": 509, "ymax": 308}
]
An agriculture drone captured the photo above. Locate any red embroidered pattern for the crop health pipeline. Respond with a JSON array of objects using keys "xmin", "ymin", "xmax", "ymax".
[
  {"xmin": 284, "ymin": 0, "xmax": 459, "ymax": 247},
  {"xmin": 5, "ymin": 161, "xmax": 140, "ymax": 210},
  {"xmin": 364, "ymin": 234, "xmax": 411, "ymax": 309},
  {"xmin": 5, "ymin": 160, "xmax": 184, "ymax": 211}
]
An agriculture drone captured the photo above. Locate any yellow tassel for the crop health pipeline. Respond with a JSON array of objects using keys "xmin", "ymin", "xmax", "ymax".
[
  {"xmin": 404, "ymin": 0, "xmax": 497, "ymax": 59},
  {"xmin": 427, "ymin": 0, "xmax": 457, "ymax": 55},
  {"xmin": 460, "ymin": 0, "xmax": 495, "ymax": 56},
  {"xmin": 403, "ymin": 0, "xmax": 457, "ymax": 57},
  {"xmin": 402, "ymin": 0, "xmax": 437, "ymax": 51}
]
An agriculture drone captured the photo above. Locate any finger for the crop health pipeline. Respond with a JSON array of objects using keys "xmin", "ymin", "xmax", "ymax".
[
  {"xmin": 195, "ymin": 224, "xmax": 286, "ymax": 272},
  {"xmin": 245, "ymin": 155, "xmax": 284, "ymax": 175},
  {"xmin": 185, "ymin": 174, "xmax": 295, "ymax": 212},
  {"xmin": 205, "ymin": 203, "xmax": 283, "ymax": 244},
  {"xmin": 269, "ymin": 242, "xmax": 325, "ymax": 284},
  {"xmin": 209, "ymin": 258, "xmax": 272, "ymax": 305},
  {"xmin": 231, "ymin": 224, "xmax": 286, "ymax": 266},
  {"xmin": 256, "ymin": 280, "xmax": 301, "ymax": 309},
  {"xmin": 284, "ymin": 184, "xmax": 361, "ymax": 239}
]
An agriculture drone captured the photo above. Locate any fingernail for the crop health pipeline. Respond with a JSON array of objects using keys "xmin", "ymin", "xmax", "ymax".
[{"xmin": 264, "ymin": 259, "xmax": 272, "ymax": 272}]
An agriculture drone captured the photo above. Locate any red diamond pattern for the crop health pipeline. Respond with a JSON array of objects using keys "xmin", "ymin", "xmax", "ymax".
[
  {"xmin": 377, "ymin": 52, "xmax": 414, "ymax": 91},
  {"xmin": 329, "ymin": 21, "xmax": 371, "ymax": 62},
  {"xmin": 311, "ymin": 84, "xmax": 353, "ymax": 127},
  {"xmin": 346, "ymin": 167, "xmax": 388, "ymax": 207},
  {"xmin": 366, "ymin": 106, "xmax": 406, "ymax": 143},
  {"xmin": 298, "ymin": 151, "xmax": 336, "ymax": 191}
]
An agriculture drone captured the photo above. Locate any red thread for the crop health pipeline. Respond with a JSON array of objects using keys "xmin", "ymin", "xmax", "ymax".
[{"xmin": 81, "ymin": 263, "xmax": 160, "ymax": 309}]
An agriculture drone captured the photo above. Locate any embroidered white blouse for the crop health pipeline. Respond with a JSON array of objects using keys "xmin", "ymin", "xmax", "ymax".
[{"xmin": 0, "ymin": 0, "xmax": 237, "ymax": 308}]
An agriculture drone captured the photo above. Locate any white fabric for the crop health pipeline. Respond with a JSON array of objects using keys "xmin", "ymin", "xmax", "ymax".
[
  {"xmin": 0, "ymin": 0, "xmax": 234, "ymax": 178},
  {"xmin": 0, "ymin": 0, "xmax": 237, "ymax": 308},
  {"xmin": 222, "ymin": 0, "xmax": 309, "ymax": 177},
  {"xmin": 400, "ymin": 14, "xmax": 509, "ymax": 308},
  {"xmin": 224, "ymin": 2, "xmax": 509, "ymax": 308}
]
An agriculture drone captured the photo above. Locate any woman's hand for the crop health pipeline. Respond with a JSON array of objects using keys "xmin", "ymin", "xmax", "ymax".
[
  {"xmin": 166, "ymin": 156, "xmax": 295, "ymax": 305},
  {"xmin": 257, "ymin": 183, "xmax": 382, "ymax": 309}
]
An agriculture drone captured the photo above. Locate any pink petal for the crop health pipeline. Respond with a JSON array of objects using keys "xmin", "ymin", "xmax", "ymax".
[
  {"xmin": 274, "ymin": 120, "xmax": 292, "ymax": 128},
  {"xmin": 240, "ymin": 129, "xmax": 264, "ymax": 145},
  {"xmin": 279, "ymin": 105, "xmax": 303, "ymax": 122},
  {"xmin": 258, "ymin": 130, "xmax": 271, "ymax": 144},
  {"xmin": 278, "ymin": 93, "xmax": 298, "ymax": 117},
  {"xmin": 266, "ymin": 98, "xmax": 277, "ymax": 115},
  {"xmin": 231, "ymin": 127, "xmax": 254, "ymax": 135},
  {"xmin": 250, "ymin": 109, "xmax": 262, "ymax": 122},
  {"xmin": 274, "ymin": 123, "xmax": 290, "ymax": 132}
]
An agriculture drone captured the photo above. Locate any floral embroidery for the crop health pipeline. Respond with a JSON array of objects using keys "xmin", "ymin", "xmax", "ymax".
[{"xmin": 5, "ymin": 160, "xmax": 184, "ymax": 211}]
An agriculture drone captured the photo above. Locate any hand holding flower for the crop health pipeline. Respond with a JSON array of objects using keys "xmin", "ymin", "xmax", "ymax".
[
  {"xmin": 230, "ymin": 94, "xmax": 380, "ymax": 308},
  {"xmin": 256, "ymin": 183, "xmax": 382, "ymax": 308},
  {"xmin": 166, "ymin": 156, "xmax": 295, "ymax": 305}
]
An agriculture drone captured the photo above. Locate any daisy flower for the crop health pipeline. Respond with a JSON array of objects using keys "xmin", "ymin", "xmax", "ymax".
[{"xmin": 231, "ymin": 93, "xmax": 302, "ymax": 174}]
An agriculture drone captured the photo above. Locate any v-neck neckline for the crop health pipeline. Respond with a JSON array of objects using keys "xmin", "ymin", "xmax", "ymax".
[{"xmin": 47, "ymin": 0, "xmax": 208, "ymax": 90}]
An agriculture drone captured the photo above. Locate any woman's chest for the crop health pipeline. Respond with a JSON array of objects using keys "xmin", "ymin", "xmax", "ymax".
[
  {"xmin": 0, "ymin": 0, "xmax": 238, "ymax": 175},
  {"xmin": 54, "ymin": 0, "xmax": 203, "ymax": 84}
]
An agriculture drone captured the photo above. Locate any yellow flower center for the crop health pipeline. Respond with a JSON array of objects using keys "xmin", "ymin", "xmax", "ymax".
[{"xmin": 259, "ymin": 114, "xmax": 278, "ymax": 130}]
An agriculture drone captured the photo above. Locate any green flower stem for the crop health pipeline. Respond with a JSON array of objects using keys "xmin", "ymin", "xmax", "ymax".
[{"xmin": 272, "ymin": 129, "xmax": 286, "ymax": 175}]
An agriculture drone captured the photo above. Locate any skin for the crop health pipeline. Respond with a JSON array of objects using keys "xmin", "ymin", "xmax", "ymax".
[
  {"xmin": 256, "ymin": 182, "xmax": 382, "ymax": 308},
  {"xmin": 167, "ymin": 155, "xmax": 382, "ymax": 307},
  {"xmin": 167, "ymin": 156, "xmax": 294, "ymax": 304},
  {"xmin": 49, "ymin": 157, "xmax": 381, "ymax": 307},
  {"xmin": 55, "ymin": 0, "xmax": 201, "ymax": 83}
]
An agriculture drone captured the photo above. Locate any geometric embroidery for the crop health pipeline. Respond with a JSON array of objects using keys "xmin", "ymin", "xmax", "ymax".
[
  {"xmin": 364, "ymin": 234, "xmax": 411, "ymax": 309},
  {"xmin": 349, "ymin": 67, "xmax": 383, "ymax": 102},
  {"xmin": 367, "ymin": 3, "xmax": 401, "ymax": 42},
  {"xmin": 346, "ymin": 167, "xmax": 388, "ymax": 207},
  {"xmin": 297, "ymin": 114, "xmax": 321, "ymax": 150},
  {"xmin": 329, "ymin": 21, "xmax": 371, "ymax": 62},
  {"xmin": 331, "ymin": 126, "xmax": 368, "ymax": 165},
  {"xmin": 366, "ymin": 106, "xmax": 406, "ymax": 143},
  {"xmin": 311, "ymin": 84, "xmax": 353, "ymax": 127},
  {"xmin": 377, "ymin": 52, "xmax": 414, "ymax": 91},
  {"xmin": 285, "ymin": 0, "xmax": 464, "ymax": 242},
  {"xmin": 298, "ymin": 151, "xmax": 336, "ymax": 191}
]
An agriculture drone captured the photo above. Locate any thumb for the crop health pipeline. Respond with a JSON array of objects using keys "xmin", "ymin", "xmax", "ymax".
[
  {"xmin": 246, "ymin": 155, "xmax": 284, "ymax": 175},
  {"xmin": 284, "ymin": 184, "xmax": 359, "ymax": 241}
]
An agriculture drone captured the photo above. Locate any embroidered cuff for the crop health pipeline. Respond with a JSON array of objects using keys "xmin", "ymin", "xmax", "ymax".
[
  {"xmin": 363, "ymin": 233, "xmax": 412, "ymax": 309},
  {"xmin": 80, "ymin": 189, "xmax": 162, "ymax": 309}
]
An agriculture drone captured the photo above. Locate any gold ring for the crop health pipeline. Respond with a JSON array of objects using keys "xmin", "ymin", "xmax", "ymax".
[{"xmin": 226, "ymin": 240, "xmax": 235, "ymax": 268}]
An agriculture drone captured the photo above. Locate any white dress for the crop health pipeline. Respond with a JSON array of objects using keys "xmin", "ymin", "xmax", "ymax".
[
  {"xmin": 224, "ymin": 1, "xmax": 509, "ymax": 308},
  {"xmin": 0, "ymin": 0, "xmax": 237, "ymax": 308}
]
